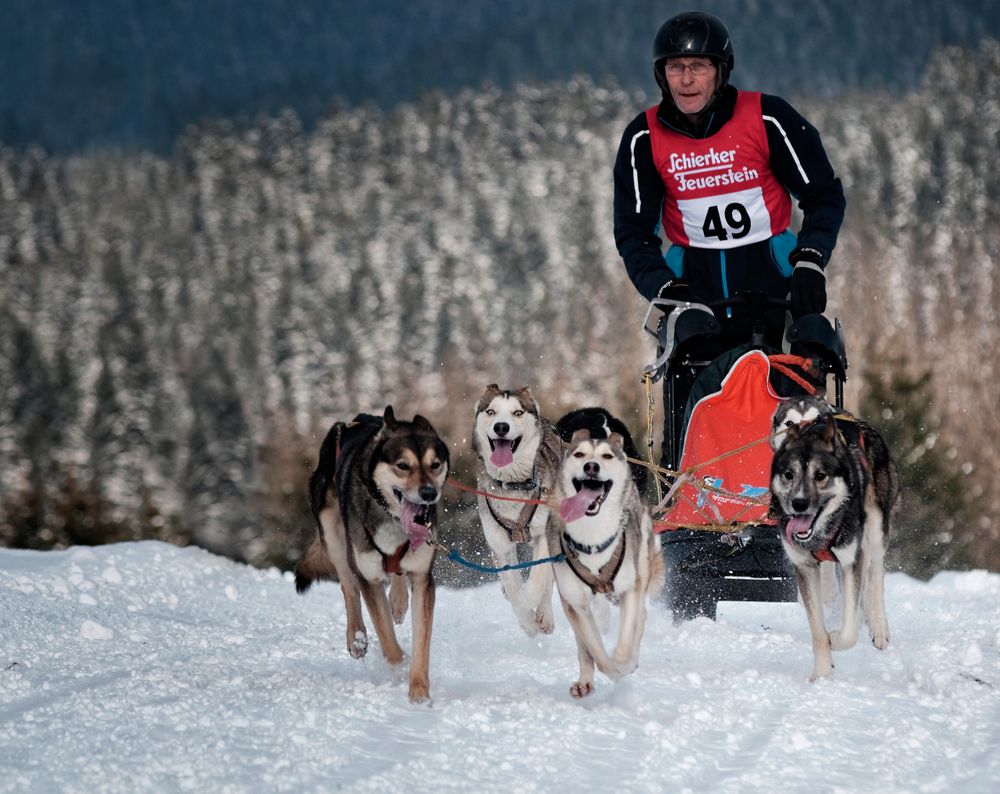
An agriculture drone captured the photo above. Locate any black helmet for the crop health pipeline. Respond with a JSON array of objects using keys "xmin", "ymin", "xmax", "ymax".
[{"xmin": 652, "ymin": 11, "xmax": 734, "ymax": 95}]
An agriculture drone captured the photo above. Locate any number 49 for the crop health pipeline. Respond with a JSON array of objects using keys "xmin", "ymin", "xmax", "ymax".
[{"xmin": 702, "ymin": 202, "xmax": 751, "ymax": 241}]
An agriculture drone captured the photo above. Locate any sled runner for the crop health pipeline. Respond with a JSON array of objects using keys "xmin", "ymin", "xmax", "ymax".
[{"xmin": 643, "ymin": 292, "xmax": 848, "ymax": 620}]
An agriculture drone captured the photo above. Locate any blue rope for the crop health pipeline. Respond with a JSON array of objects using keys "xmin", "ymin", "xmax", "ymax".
[{"xmin": 445, "ymin": 547, "xmax": 565, "ymax": 574}]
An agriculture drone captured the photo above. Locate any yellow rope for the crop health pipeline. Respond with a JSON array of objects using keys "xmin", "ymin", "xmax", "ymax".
[{"xmin": 641, "ymin": 371, "xmax": 663, "ymax": 505}]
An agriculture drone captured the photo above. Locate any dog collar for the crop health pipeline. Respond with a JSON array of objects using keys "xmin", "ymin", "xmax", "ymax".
[
  {"xmin": 483, "ymin": 465, "xmax": 540, "ymax": 493},
  {"xmin": 562, "ymin": 528, "xmax": 619, "ymax": 556}
]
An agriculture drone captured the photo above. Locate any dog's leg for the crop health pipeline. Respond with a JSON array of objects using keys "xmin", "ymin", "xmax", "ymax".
[
  {"xmin": 862, "ymin": 512, "xmax": 890, "ymax": 650},
  {"xmin": 820, "ymin": 561, "xmax": 839, "ymax": 607},
  {"xmin": 523, "ymin": 532, "xmax": 555, "ymax": 634},
  {"xmin": 611, "ymin": 588, "xmax": 643, "ymax": 677},
  {"xmin": 318, "ymin": 508, "xmax": 369, "ymax": 659},
  {"xmin": 830, "ymin": 539, "xmax": 863, "ymax": 651},
  {"xmin": 356, "ymin": 577, "xmax": 406, "ymax": 666},
  {"xmin": 493, "ymin": 541, "xmax": 540, "ymax": 638},
  {"xmin": 407, "ymin": 570, "xmax": 435, "ymax": 704},
  {"xmin": 560, "ymin": 596, "xmax": 621, "ymax": 686},
  {"xmin": 592, "ymin": 595, "xmax": 611, "ymax": 634},
  {"xmin": 795, "ymin": 563, "xmax": 833, "ymax": 680},
  {"xmin": 389, "ymin": 573, "xmax": 409, "ymax": 625},
  {"xmin": 561, "ymin": 597, "xmax": 597, "ymax": 698}
]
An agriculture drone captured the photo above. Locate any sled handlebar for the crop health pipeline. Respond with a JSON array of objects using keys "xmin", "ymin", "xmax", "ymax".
[{"xmin": 642, "ymin": 291, "xmax": 791, "ymax": 339}]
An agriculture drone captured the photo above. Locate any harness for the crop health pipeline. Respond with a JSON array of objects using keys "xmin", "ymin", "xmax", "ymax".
[
  {"xmin": 483, "ymin": 472, "xmax": 545, "ymax": 543},
  {"xmin": 559, "ymin": 511, "xmax": 630, "ymax": 595}
]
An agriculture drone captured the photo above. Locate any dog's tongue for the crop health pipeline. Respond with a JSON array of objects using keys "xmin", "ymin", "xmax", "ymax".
[
  {"xmin": 785, "ymin": 514, "xmax": 813, "ymax": 542},
  {"xmin": 559, "ymin": 487, "xmax": 603, "ymax": 523},
  {"xmin": 490, "ymin": 439, "xmax": 514, "ymax": 468},
  {"xmin": 398, "ymin": 500, "xmax": 431, "ymax": 547}
]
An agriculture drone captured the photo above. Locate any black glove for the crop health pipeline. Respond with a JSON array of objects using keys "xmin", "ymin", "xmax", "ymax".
[
  {"xmin": 655, "ymin": 279, "xmax": 694, "ymax": 305},
  {"xmin": 789, "ymin": 247, "xmax": 827, "ymax": 316}
]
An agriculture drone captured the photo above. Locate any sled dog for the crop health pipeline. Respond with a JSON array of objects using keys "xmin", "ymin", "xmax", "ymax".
[
  {"xmin": 770, "ymin": 395, "xmax": 901, "ymax": 680},
  {"xmin": 473, "ymin": 384, "xmax": 563, "ymax": 636},
  {"xmin": 546, "ymin": 427, "xmax": 664, "ymax": 698},
  {"xmin": 295, "ymin": 406, "xmax": 450, "ymax": 703}
]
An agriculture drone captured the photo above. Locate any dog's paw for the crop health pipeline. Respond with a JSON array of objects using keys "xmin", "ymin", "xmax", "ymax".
[
  {"xmin": 570, "ymin": 681, "xmax": 594, "ymax": 699},
  {"xmin": 535, "ymin": 608, "xmax": 555, "ymax": 635},
  {"xmin": 612, "ymin": 655, "xmax": 638, "ymax": 678},
  {"xmin": 829, "ymin": 628, "xmax": 859, "ymax": 651},
  {"xmin": 408, "ymin": 680, "xmax": 432, "ymax": 705},
  {"xmin": 516, "ymin": 609, "xmax": 541, "ymax": 638},
  {"xmin": 809, "ymin": 662, "xmax": 834, "ymax": 682},
  {"xmin": 349, "ymin": 631, "xmax": 369, "ymax": 659},
  {"xmin": 868, "ymin": 618, "xmax": 890, "ymax": 650}
]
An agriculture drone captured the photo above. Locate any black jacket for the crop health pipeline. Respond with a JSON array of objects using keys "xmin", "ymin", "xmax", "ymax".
[{"xmin": 613, "ymin": 85, "xmax": 846, "ymax": 305}]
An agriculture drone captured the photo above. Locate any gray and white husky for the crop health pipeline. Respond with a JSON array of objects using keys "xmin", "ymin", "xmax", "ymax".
[
  {"xmin": 546, "ymin": 428, "xmax": 664, "ymax": 698},
  {"xmin": 770, "ymin": 396, "xmax": 901, "ymax": 680},
  {"xmin": 473, "ymin": 384, "xmax": 563, "ymax": 636}
]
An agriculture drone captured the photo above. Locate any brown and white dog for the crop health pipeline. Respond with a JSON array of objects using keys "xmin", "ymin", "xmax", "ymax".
[
  {"xmin": 295, "ymin": 407, "xmax": 450, "ymax": 703},
  {"xmin": 546, "ymin": 427, "xmax": 664, "ymax": 698},
  {"xmin": 472, "ymin": 385, "xmax": 563, "ymax": 636}
]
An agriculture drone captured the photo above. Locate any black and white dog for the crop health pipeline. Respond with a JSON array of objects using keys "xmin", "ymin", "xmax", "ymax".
[{"xmin": 770, "ymin": 396, "xmax": 901, "ymax": 680}]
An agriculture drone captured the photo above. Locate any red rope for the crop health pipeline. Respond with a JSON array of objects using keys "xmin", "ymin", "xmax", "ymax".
[
  {"xmin": 446, "ymin": 477, "xmax": 548, "ymax": 505},
  {"xmin": 768, "ymin": 354, "xmax": 818, "ymax": 395}
]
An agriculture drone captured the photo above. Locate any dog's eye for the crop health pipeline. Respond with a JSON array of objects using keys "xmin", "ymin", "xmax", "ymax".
[
  {"xmin": 485, "ymin": 409, "xmax": 495, "ymax": 416},
  {"xmin": 429, "ymin": 460, "xmax": 442, "ymax": 471},
  {"xmin": 814, "ymin": 471, "xmax": 827, "ymax": 482},
  {"xmin": 573, "ymin": 451, "xmax": 586, "ymax": 458},
  {"xmin": 602, "ymin": 453, "xmax": 614, "ymax": 460},
  {"xmin": 396, "ymin": 460, "xmax": 411, "ymax": 471},
  {"xmin": 782, "ymin": 470, "xmax": 794, "ymax": 481},
  {"xmin": 513, "ymin": 410, "xmax": 524, "ymax": 417}
]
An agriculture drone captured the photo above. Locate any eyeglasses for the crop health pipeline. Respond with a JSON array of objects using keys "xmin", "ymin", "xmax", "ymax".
[{"xmin": 665, "ymin": 60, "xmax": 715, "ymax": 77}]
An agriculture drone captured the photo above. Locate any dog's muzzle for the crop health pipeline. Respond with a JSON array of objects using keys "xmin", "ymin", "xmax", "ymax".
[{"xmin": 571, "ymin": 477, "xmax": 612, "ymax": 516}]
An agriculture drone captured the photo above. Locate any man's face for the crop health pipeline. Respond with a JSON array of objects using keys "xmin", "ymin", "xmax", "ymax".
[{"xmin": 664, "ymin": 57, "xmax": 719, "ymax": 116}]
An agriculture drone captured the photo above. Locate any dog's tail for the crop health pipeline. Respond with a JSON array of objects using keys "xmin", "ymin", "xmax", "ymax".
[{"xmin": 294, "ymin": 538, "xmax": 339, "ymax": 594}]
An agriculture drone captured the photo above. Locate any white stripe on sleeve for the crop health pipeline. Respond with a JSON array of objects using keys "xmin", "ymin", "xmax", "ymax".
[
  {"xmin": 763, "ymin": 115, "xmax": 810, "ymax": 185},
  {"xmin": 630, "ymin": 129, "xmax": 650, "ymax": 212}
]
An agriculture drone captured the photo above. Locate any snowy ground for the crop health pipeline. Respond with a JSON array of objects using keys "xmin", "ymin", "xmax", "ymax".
[{"xmin": 1, "ymin": 541, "xmax": 998, "ymax": 793}]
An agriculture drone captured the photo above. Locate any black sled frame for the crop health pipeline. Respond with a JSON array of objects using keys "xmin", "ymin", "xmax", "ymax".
[{"xmin": 642, "ymin": 292, "xmax": 848, "ymax": 621}]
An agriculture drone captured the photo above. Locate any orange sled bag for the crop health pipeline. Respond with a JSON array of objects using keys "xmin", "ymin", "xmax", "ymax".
[{"xmin": 657, "ymin": 350, "xmax": 780, "ymax": 531}]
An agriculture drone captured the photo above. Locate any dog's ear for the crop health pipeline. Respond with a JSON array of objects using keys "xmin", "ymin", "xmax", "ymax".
[
  {"xmin": 817, "ymin": 413, "xmax": 837, "ymax": 444},
  {"xmin": 476, "ymin": 384, "xmax": 501, "ymax": 415},
  {"xmin": 607, "ymin": 431, "xmax": 624, "ymax": 450},
  {"xmin": 570, "ymin": 428, "xmax": 591, "ymax": 444},
  {"xmin": 515, "ymin": 387, "xmax": 538, "ymax": 414},
  {"xmin": 383, "ymin": 405, "xmax": 399, "ymax": 432},
  {"xmin": 412, "ymin": 414, "xmax": 435, "ymax": 433}
]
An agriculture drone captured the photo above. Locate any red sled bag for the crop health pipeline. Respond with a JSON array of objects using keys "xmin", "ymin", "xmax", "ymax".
[{"xmin": 657, "ymin": 350, "xmax": 779, "ymax": 531}]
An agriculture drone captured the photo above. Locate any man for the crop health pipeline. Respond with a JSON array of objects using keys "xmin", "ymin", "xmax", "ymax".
[
  {"xmin": 614, "ymin": 10, "xmax": 845, "ymax": 350},
  {"xmin": 613, "ymin": 11, "xmax": 846, "ymax": 466}
]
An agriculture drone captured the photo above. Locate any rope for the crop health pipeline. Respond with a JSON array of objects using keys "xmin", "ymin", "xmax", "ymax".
[
  {"xmin": 768, "ymin": 354, "xmax": 819, "ymax": 395},
  {"xmin": 430, "ymin": 541, "xmax": 564, "ymax": 573},
  {"xmin": 641, "ymin": 371, "xmax": 663, "ymax": 505},
  {"xmin": 446, "ymin": 477, "xmax": 547, "ymax": 505}
]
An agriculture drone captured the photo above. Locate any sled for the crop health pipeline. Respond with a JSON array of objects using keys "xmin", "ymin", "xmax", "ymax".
[{"xmin": 642, "ymin": 292, "xmax": 848, "ymax": 620}]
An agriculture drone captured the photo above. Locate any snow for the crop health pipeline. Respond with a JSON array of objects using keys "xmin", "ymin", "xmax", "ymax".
[{"xmin": 1, "ymin": 541, "xmax": 998, "ymax": 793}]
